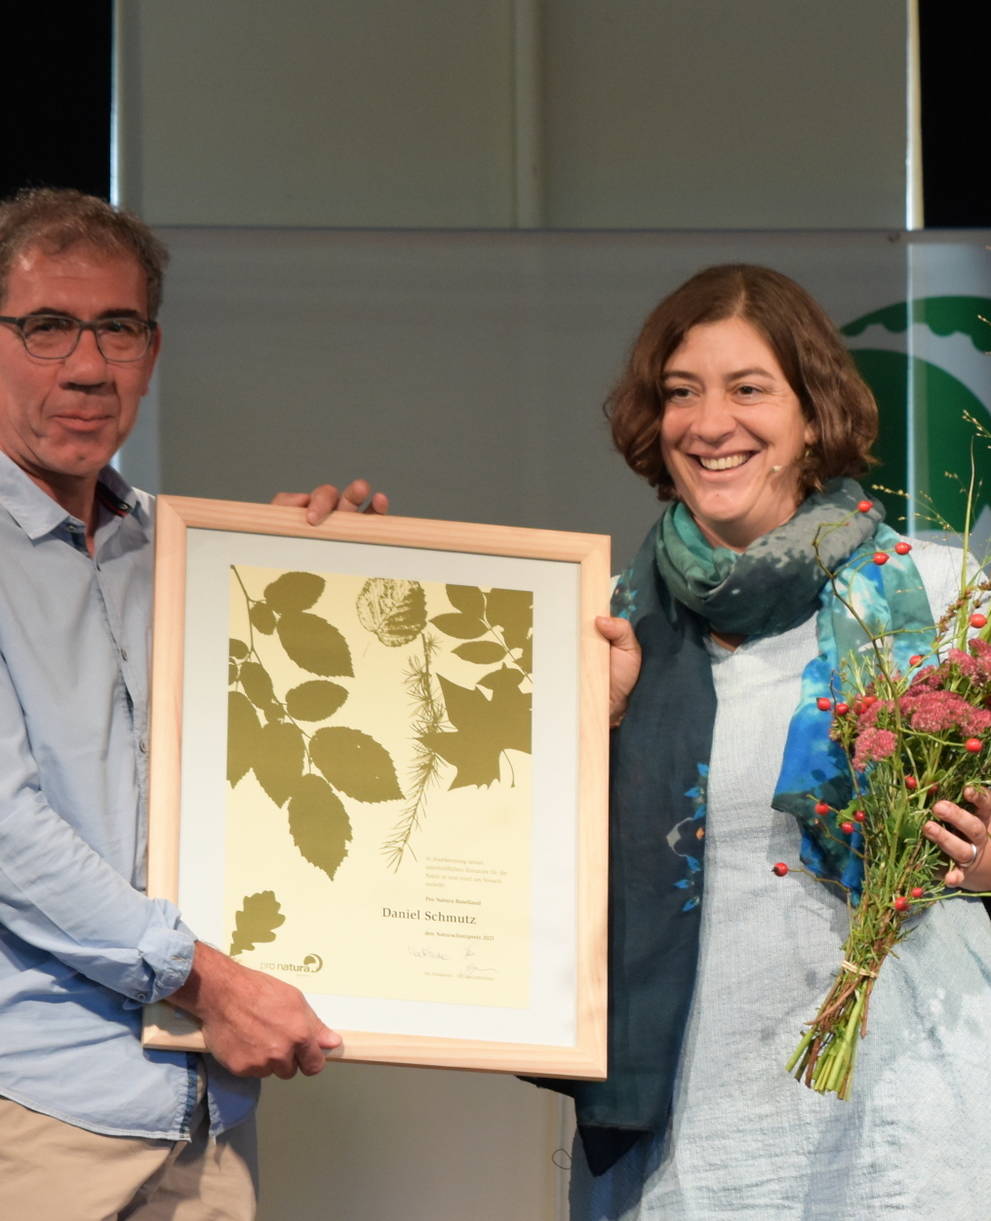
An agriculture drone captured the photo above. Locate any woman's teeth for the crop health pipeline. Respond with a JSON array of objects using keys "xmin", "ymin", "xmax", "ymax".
[{"xmin": 698, "ymin": 453, "xmax": 750, "ymax": 471}]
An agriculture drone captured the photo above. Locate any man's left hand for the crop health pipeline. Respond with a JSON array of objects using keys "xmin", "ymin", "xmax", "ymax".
[{"xmin": 271, "ymin": 478, "xmax": 389, "ymax": 525}]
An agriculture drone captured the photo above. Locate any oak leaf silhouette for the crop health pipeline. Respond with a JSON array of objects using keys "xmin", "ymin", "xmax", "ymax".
[{"xmin": 230, "ymin": 890, "xmax": 285, "ymax": 957}]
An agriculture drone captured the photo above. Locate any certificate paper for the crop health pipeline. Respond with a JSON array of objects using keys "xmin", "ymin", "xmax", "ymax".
[
  {"xmin": 224, "ymin": 566, "xmax": 532, "ymax": 1011},
  {"xmin": 144, "ymin": 499, "xmax": 609, "ymax": 1078}
]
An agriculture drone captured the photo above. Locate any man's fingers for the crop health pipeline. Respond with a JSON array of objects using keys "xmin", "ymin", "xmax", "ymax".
[
  {"xmin": 363, "ymin": 491, "xmax": 390, "ymax": 515},
  {"xmin": 304, "ymin": 483, "xmax": 343, "ymax": 523},
  {"xmin": 336, "ymin": 478, "xmax": 371, "ymax": 512},
  {"xmin": 271, "ymin": 481, "xmax": 389, "ymax": 523},
  {"xmin": 318, "ymin": 1024, "xmax": 342, "ymax": 1050}
]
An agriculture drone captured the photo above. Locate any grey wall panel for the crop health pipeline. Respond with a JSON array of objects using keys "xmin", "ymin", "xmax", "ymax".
[
  {"xmin": 541, "ymin": 0, "xmax": 908, "ymax": 229},
  {"xmin": 133, "ymin": 227, "xmax": 911, "ymax": 566},
  {"xmin": 119, "ymin": 0, "xmax": 908, "ymax": 231}
]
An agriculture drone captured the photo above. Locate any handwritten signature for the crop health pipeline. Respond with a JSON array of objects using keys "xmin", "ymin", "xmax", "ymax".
[{"xmin": 407, "ymin": 944, "xmax": 499, "ymax": 978}]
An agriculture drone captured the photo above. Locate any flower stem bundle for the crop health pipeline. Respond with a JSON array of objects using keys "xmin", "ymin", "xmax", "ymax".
[{"xmin": 783, "ymin": 524, "xmax": 991, "ymax": 1097}]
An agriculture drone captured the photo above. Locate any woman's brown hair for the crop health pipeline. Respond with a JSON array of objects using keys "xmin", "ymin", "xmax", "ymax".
[{"xmin": 606, "ymin": 264, "xmax": 877, "ymax": 499}]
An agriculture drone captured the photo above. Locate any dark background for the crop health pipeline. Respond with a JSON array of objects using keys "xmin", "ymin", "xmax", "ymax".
[
  {"xmin": 918, "ymin": 1, "xmax": 988, "ymax": 227},
  {"xmin": 1, "ymin": 4, "xmax": 112, "ymax": 201}
]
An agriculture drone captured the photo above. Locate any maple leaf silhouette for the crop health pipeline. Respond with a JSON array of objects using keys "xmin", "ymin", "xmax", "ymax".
[{"xmin": 420, "ymin": 673, "xmax": 531, "ymax": 789}]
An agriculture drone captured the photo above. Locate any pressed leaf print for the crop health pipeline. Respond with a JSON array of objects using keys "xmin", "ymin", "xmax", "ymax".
[
  {"xmin": 310, "ymin": 726, "xmax": 403, "ymax": 803},
  {"xmin": 356, "ymin": 578, "xmax": 428, "ymax": 646},
  {"xmin": 230, "ymin": 890, "xmax": 285, "ymax": 957},
  {"xmin": 252, "ymin": 720, "xmax": 306, "ymax": 807},
  {"xmin": 264, "ymin": 570, "xmax": 326, "ymax": 613},
  {"xmin": 277, "ymin": 611, "xmax": 353, "ymax": 677},
  {"xmin": 444, "ymin": 584, "xmax": 485, "ymax": 618},
  {"xmin": 420, "ymin": 672, "xmax": 532, "ymax": 790},
  {"xmin": 429, "ymin": 612, "xmax": 487, "ymax": 639},
  {"xmin": 227, "ymin": 566, "xmax": 401, "ymax": 890},
  {"xmin": 285, "ymin": 679, "xmax": 349, "ymax": 722},
  {"xmin": 227, "ymin": 691, "xmax": 260, "ymax": 786},
  {"xmin": 224, "ymin": 564, "xmax": 537, "ymax": 1008},
  {"xmin": 287, "ymin": 773, "xmax": 353, "ymax": 880}
]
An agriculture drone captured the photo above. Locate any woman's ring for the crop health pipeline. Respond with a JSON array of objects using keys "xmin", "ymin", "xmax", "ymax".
[{"xmin": 962, "ymin": 841, "xmax": 980, "ymax": 869}]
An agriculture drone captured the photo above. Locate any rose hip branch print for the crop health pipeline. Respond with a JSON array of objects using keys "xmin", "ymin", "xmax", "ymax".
[{"xmin": 227, "ymin": 568, "xmax": 403, "ymax": 943}]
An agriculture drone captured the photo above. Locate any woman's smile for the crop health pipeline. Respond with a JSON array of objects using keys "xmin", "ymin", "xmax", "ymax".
[{"xmin": 659, "ymin": 315, "xmax": 816, "ymax": 550}]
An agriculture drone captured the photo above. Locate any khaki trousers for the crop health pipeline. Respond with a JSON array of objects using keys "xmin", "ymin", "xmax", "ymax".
[{"xmin": 0, "ymin": 1097, "xmax": 257, "ymax": 1221}]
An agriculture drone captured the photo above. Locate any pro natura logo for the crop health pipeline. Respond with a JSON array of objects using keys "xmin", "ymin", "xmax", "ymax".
[{"xmin": 257, "ymin": 953, "xmax": 323, "ymax": 974}]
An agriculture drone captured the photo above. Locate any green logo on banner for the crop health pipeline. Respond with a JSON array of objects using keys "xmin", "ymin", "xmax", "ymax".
[{"xmin": 843, "ymin": 297, "xmax": 991, "ymax": 537}]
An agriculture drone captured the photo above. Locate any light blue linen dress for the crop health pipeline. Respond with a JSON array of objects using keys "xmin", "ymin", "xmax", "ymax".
[{"xmin": 571, "ymin": 541, "xmax": 991, "ymax": 1219}]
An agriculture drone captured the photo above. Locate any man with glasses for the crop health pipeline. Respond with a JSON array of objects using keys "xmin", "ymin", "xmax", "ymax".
[{"xmin": 0, "ymin": 188, "xmax": 385, "ymax": 1218}]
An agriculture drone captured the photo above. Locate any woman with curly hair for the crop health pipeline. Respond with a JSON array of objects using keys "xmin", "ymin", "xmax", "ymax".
[{"xmin": 539, "ymin": 265, "xmax": 991, "ymax": 1218}]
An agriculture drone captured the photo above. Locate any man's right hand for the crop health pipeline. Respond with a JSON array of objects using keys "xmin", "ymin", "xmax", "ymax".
[{"xmin": 167, "ymin": 941, "xmax": 340, "ymax": 1078}]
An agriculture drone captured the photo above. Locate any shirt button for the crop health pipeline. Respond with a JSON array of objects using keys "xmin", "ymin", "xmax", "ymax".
[
  {"xmin": 139, "ymin": 740, "xmax": 148, "ymax": 754},
  {"xmin": 121, "ymin": 648, "xmax": 129, "ymax": 662}
]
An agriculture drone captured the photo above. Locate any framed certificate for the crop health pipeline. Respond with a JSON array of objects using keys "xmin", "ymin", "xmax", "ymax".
[{"xmin": 143, "ymin": 496, "xmax": 609, "ymax": 1078}]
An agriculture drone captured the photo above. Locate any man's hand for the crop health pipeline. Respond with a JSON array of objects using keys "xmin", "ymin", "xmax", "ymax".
[
  {"xmin": 595, "ymin": 615, "xmax": 642, "ymax": 728},
  {"xmin": 167, "ymin": 942, "xmax": 341, "ymax": 1078},
  {"xmin": 271, "ymin": 478, "xmax": 389, "ymax": 525}
]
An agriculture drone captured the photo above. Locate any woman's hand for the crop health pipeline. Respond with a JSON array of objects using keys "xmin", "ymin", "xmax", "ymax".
[
  {"xmin": 923, "ymin": 786, "xmax": 991, "ymax": 890},
  {"xmin": 271, "ymin": 478, "xmax": 389, "ymax": 525},
  {"xmin": 595, "ymin": 615, "xmax": 642, "ymax": 728}
]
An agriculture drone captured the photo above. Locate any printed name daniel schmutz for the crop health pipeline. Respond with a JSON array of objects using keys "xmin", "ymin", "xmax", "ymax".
[{"xmin": 381, "ymin": 907, "xmax": 477, "ymax": 925}]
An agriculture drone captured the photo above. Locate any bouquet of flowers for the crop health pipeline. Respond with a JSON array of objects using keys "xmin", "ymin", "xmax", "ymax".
[{"xmin": 783, "ymin": 473, "xmax": 991, "ymax": 1100}]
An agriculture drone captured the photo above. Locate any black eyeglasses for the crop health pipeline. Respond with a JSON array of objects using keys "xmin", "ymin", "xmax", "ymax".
[{"xmin": 0, "ymin": 313, "xmax": 157, "ymax": 362}]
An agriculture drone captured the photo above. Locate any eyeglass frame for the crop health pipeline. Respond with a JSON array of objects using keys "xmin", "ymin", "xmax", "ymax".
[{"xmin": 0, "ymin": 313, "xmax": 159, "ymax": 363}]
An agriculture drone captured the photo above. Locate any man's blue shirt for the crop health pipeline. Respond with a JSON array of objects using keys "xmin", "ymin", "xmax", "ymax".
[{"xmin": 0, "ymin": 453, "xmax": 257, "ymax": 1137}]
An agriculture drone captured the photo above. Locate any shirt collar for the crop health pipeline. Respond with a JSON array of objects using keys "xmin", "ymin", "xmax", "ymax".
[{"xmin": 0, "ymin": 450, "xmax": 149, "ymax": 543}]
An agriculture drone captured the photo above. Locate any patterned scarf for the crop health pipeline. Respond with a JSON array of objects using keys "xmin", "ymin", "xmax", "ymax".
[{"xmin": 532, "ymin": 478, "xmax": 934, "ymax": 1175}]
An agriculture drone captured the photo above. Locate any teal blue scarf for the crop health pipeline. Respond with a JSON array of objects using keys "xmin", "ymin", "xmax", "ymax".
[{"xmin": 532, "ymin": 479, "xmax": 935, "ymax": 1175}]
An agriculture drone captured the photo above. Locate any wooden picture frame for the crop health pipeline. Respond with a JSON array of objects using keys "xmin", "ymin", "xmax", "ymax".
[{"xmin": 143, "ymin": 496, "xmax": 609, "ymax": 1078}]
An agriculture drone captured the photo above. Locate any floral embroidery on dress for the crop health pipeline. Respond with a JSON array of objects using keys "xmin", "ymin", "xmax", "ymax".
[
  {"xmin": 669, "ymin": 763, "xmax": 707, "ymax": 912},
  {"xmin": 611, "ymin": 568, "xmax": 639, "ymax": 621}
]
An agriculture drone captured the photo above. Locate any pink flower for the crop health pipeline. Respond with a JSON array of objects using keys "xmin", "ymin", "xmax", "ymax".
[
  {"xmin": 853, "ymin": 727, "xmax": 898, "ymax": 771},
  {"xmin": 899, "ymin": 689, "xmax": 991, "ymax": 736},
  {"xmin": 905, "ymin": 666, "xmax": 943, "ymax": 692},
  {"xmin": 969, "ymin": 638, "xmax": 991, "ymax": 682},
  {"xmin": 947, "ymin": 649, "xmax": 979, "ymax": 680},
  {"xmin": 856, "ymin": 698, "xmax": 894, "ymax": 729}
]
